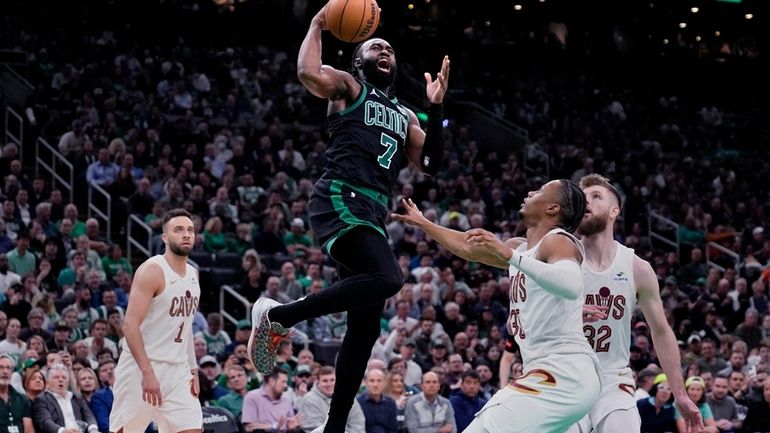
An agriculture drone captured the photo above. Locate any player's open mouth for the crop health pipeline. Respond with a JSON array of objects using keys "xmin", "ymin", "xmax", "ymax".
[{"xmin": 377, "ymin": 58, "xmax": 390, "ymax": 71}]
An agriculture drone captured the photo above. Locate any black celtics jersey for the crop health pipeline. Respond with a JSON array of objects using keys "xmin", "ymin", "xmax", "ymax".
[{"xmin": 324, "ymin": 81, "xmax": 410, "ymax": 196}]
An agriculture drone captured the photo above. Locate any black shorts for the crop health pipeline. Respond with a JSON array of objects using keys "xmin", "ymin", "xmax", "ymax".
[{"xmin": 308, "ymin": 178, "xmax": 390, "ymax": 258}]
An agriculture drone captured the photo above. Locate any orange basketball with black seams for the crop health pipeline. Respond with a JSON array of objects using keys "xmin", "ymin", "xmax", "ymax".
[{"xmin": 326, "ymin": 0, "xmax": 380, "ymax": 43}]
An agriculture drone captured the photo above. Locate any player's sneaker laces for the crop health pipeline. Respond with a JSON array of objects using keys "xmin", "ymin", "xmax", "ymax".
[{"xmin": 247, "ymin": 297, "xmax": 290, "ymax": 374}]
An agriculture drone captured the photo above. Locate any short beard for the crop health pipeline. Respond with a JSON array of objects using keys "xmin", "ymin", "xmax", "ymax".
[
  {"xmin": 168, "ymin": 242, "xmax": 192, "ymax": 257},
  {"xmin": 577, "ymin": 211, "xmax": 609, "ymax": 237},
  {"xmin": 359, "ymin": 57, "xmax": 396, "ymax": 91}
]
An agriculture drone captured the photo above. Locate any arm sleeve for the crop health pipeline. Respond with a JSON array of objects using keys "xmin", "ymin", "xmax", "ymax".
[
  {"xmin": 509, "ymin": 250, "xmax": 583, "ymax": 300},
  {"xmin": 419, "ymin": 104, "xmax": 444, "ymax": 176}
]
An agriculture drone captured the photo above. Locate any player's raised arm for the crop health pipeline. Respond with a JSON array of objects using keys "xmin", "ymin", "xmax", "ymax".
[
  {"xmin": 405, "ymin": 55, "xmax": 450, "ymax": 176},
  {"xmin": 122, "ymin": 261, "xmax": 164, "ymax": 406},
  {"xmin": 297, "ymin": 3, "xmax": 359, "ymax": 101}
]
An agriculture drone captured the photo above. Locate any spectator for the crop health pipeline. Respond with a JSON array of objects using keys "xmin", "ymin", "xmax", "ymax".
[
  {"xmin": 100, "ymin": 244, "xmax": 132, "ymax": 282},
  {"xmin": 734, "ymin": 308, "xmax": 762, "ymax": 352},
  {"xmin": 383, "ymin": 371, "xmax": 410, "ymax": 433},
  {"xmin": 6, "ymin": 232, "xmax": 36, "ymax": 277},
  {"xmin": 71, "ymin": 286, "xmax": 99, "ymax": 335},
  {"xmin": 742, "ymin": 380, "xmax": 770, "ymax": 432},
  {"xmin": 85, "ymin": 148, "xmax": 119, "ymax": 187},
  {"xmin": 0, "ymin": 318, "xmax": 26, "ymax": 364},
  {"xmin": 357, "ymin": 368, "xmax": 398, "ymax": 433},
  {"xmin": 76, "ymin": 367, "xmax": 98, "ymax": 403},
  {"xmin": 195, "ymin": 313, "xmax": 231, "ymax": 358},
  {"xmin": 283, "ymin": 218, "xmax": 312, "ymax": 257},
  {"xmin": 637, "ymin": 374, "xmax": 677, "ymax": 433},
  {"xmin": 213, "ymin": 364, "xmax": 249, "ymax": 421},
  {"xmin": 198, "ymin": 355, "xmax": 228, "ymax": 400},
  {"xmin": 19, "ymin": 308, "xmax": 52, "ymax": 342},
  {"xmin": 298, "ymin": 365, "xmax": 365, "ymax": 433},
  {"xmin": 0, "ymin": 254, "xmax": 21, "ymax": 301},
  {"xmin": 202, "ymin": 217, "xmax": 229, "ymax": 254},
  {"xmin": 708, "ymin": 374, "xmax": 742, "ymax": 433},
  {"xmin": 449, "ymin": 369, "xmax": 486, "ymax": 432},
  {"xmin": 82, "ymin": 319, "xmax": 118, "ymax": 363},
  {"xmin": 57, "ymin": 120, "xmax": 88, "ymax": 158},
  {"xmin": 241, "ymin": 368, "xmax": 302, "ymax": 432},
  {"xmin": 719, "ymin": 351, "xmax": 749, "ymax": 377},
  {"xmin": 89, "ymin": 363, "xmax": 115, "ymax": 433},
  {"xmin": 405, "ymin": 371, "xmax": 455, "ymax": 433},
  {"xmin": 68, "ymin": 235, "xmax": 106, "ymax": 281},
  {"xmin": 0, "ymin": 354, "xmax": 34, "ymax": 433},
  {"xmin": 32, "ymin": 363, "xmax": 98, "ymax": 433},
  {"xmin": 674, "ymin": 376, "xmax": 717, "ymax": 433},
  {"xmin": 22, "ymin": 368, "xmax": 46, "ymax": 401}
]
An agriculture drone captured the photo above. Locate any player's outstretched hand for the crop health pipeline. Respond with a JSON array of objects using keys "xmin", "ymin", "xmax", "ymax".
[
  {"xmin": 391, "ymin": 198, "xmax": 428, "ymax": 227},
  {"xmin": 142, "ymin": 370, "xmax": 162, "ymax": 406},
  {"xmin": 675, "ymin": 396, "xmax": 704, "ymax": 433},
  {"xmin": 582, "ymin": 305, "xmax": 609, "ymax": 323},
  {"xmin": 464, "ymin": 228, "xmax": 510, "ymax": 260},
  {"xmin": 424, "ymin": 55, "xmax": 450, "ymax": 105}
]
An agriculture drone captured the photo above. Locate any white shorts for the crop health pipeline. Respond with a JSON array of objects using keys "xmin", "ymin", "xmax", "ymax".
[
  {"xmin": 464, "ymin": 353, "xmax": 601, "ymax": 433},
  {"xmin": 109, "ymin": 354, "xmax": 202, "ymax": 433},
  {"xmin": 569, "ymin": 368, "xmax": 641, "ymax": 433}
]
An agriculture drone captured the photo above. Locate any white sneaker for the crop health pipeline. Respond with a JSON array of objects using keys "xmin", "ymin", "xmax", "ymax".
[{"xmin": 246, "ymin": 297, "xmax": 289, "ymax": 374}]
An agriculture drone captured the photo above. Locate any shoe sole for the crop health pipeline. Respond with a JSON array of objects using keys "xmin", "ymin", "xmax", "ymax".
[{"xmin": 247, "ymin": 298, "xmax": 269, "ymax": 371}]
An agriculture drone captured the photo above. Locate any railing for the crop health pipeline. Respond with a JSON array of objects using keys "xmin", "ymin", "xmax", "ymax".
[
  {"xmin": 648, "ymin": 210, "xmax": 680, "ymax": 258},
  {"xmin": 88, "ymin": 182, "xmax": 112, "ymax": 243},
  {"xmin": 705, "ymin": 241, "xmax": 741, "ymax": 273},
  {"xmin": 219, "ymin": 285, "xmax": 251, "ymax": 327},
  {"xmin": 4, "ymin": 106, "xmax": 23, "ymax": 161},
  {"xmin": 35, "ymin": 137, "xmax": 74, "ymax": 203},
  {"xmin": 126, "ymin": 214, "xmax": 153, "ymax": 264},
  {"xmin": 3, "ymin": 64, "xmax": 33, "ymax": 90}
]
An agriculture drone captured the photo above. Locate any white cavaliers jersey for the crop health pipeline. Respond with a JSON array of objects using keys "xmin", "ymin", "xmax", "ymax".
[
  {"xmin": 581, "ymin": 241, "xmax": 636, "ymax": 371},
  {"xmin": 121, "ymin": 255, "xmax": 200, "ymax": 364},
  {"xmin": 508, "ymin": 228, "xmax": 597, "ymax": 366}
]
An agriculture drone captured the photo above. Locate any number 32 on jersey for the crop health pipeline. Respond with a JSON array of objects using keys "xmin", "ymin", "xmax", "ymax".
[{"xmin": 584, "ymin": 324, "xmax": 612, "ymax": 352}]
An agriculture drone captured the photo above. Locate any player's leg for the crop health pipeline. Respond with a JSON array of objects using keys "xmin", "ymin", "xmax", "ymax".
[
  {"xmin": 110, "ymin": 357, "xmax": 155, "ymax": 433},
  {"xmin": 594, "ymin": 408, "xmax": 641, "ymax": 433},
  {"xmin": 156, "ymin": 363, "xmax": 203, "ymax": 433},
  {"xmin": 323, "ymin": 299, "xmax": 385, "ymax": 433},
  {"xmin": 268, "ymin": 226, "xmax": 403, "ymax": 327}
]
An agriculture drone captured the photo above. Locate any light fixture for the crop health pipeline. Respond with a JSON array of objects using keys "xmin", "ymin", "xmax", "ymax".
[
  {"xmin": 514, "ymin": 4, "xmax": 523, "ymax": 11},
  {"xmin": 691, "ymin": 6, "xmax": 699, "ymax": 13},
  {"xmin": 679, "ymin": 22, "xmax": 687, "ymax": 29},
  {"xmin": 745, "ymin": 13, "xmax": 753, "ymax": 19},
  {"xmin": 695, "ymin": 36, "xmax": 702, "ymax": 41}
]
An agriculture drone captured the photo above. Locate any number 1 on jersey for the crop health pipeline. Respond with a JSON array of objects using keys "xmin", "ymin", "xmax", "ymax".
[
  {"xmin": 377, "ymin": 133, "xmax": 398, "ymax": 169},
  {"xmin": 174, "ymin": 322, "xmax": 184, "ymax": 343}
]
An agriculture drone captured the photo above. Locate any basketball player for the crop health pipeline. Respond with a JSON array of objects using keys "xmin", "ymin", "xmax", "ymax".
[
  {"xmin": 393, "ymin": 179, "xmax": 601, "ymax": 433},
  {"xmin": 564, "ymin": 174, "xmax": 702, "ymax": 433},
  {"xmin": 247, "ymin": 3, "xmax": 450, "ymax": 433},
  {"xmin": 110, "ymin": 209, "xmax": 202, "ymax": 433}
]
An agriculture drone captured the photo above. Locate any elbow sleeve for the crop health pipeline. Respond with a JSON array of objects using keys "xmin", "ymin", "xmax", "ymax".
[{"xmin": 511, "ymin": 253, "xmax": 583, "ymax": 300}]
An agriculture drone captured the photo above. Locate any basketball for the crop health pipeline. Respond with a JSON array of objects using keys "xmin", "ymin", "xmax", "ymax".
[{"xmin": 326, "ymin": 0, "xmax": 380, "ymax": 43}]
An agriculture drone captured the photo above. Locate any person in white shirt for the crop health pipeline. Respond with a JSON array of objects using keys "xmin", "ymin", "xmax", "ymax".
[{"xmin": 82, "ymin": 319, "xmax": 118, "ymax": 363}]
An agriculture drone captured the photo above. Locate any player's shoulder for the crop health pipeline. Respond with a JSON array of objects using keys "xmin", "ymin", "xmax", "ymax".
[{"xmin": 135, "ymin": 257, "xmax": 164, "ymax": 278}]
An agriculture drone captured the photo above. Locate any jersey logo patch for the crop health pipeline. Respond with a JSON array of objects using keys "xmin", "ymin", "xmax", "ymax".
[
  {"xmin": 370, "ymin": 88, "xmax": 378, "ymax": 97},
  {"xmin": 613, "ymin": 272, "xmax": 629, "ymax": 282}
]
